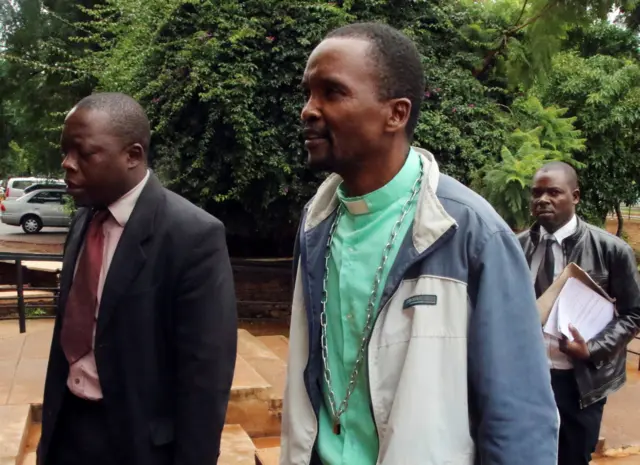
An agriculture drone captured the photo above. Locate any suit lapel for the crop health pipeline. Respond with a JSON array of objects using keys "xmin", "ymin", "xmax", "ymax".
[
  {"xmin": 58, "ymin": 209, "xmax": 92, "ymax": 315},
  {"xmin": 96, "ymin": 175, "xmax": 163, "ymax": 339}
]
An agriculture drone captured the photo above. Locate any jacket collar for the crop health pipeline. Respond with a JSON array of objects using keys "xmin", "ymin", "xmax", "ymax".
[
  {"xmin": 528, "ymin": 216, "xmax": 587, "ymax": 249},
  {"xmin": 303, "ymin": 147, "xmax": 457, "ymax": 254}
]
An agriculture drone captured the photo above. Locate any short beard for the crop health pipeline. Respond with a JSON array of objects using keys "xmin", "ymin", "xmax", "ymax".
[{"xmin": 307, "ymin": 152, "xmax": 337, "ymax": 174}]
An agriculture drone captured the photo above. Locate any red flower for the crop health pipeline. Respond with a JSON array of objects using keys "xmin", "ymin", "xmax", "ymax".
[{"xmin": 266, "ymin": 36, "xmax": 275, "ymax": 42}]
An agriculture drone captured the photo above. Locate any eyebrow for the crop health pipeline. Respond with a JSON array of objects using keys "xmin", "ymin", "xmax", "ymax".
[{"xmin": 301, "ymin": 74, "xmax": 348, "ymax": 91}]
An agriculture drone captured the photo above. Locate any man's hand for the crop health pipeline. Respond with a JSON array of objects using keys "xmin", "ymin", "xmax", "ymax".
[{"xmin": 559, "ymin": 324, "xmax": 591, "ymax": 360}]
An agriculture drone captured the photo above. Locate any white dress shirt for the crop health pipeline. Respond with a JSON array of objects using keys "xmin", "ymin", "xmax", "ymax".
[{"xmin": 529, "ymin": 215, "xmax": 578, "ymax": 370}]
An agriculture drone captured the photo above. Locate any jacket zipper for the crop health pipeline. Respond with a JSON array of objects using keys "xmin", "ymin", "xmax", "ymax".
[{"xmin": 365, "ymin": 225, "xmax": 458, "ymax": 451}]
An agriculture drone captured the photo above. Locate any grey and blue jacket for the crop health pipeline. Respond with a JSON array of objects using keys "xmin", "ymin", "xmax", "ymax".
[{"xmin": 280, "ymin": 148, "xmax": 559, "ymax": 465}]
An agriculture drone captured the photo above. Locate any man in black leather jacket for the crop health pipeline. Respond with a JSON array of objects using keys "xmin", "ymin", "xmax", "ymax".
[{"xmin": 518, "ymin": 161, "xmax": 640, "ymax": 465}]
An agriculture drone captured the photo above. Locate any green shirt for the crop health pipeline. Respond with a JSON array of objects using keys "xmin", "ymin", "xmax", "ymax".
[{"xmin": 317, "ymin": 149, "xmax": 422, "ymax": 465}]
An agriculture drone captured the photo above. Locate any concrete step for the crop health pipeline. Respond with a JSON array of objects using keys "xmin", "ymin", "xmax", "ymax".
[
  {"xmin": 254, "ymin": 437, "xmax": 281, "ymax": 465},
  {"xmin": 229, "ymin": 354, "xmax": 272, "ymax": 402},
  {"xmin": 258, "ymin": 335, "xmax": 289, "ymax": 362},
  {"xmin": 227, "ymin": 331, "xmax": 286, "ymax": 438},
  {"xmin": 252, "ymin": 437, "xmax": 281, "ymax": 449},
  {"xmin": 255, "ymin": 447, "xmax": 281, "ymax": 465},
  {"xmin": 593, "ymin": 455, "xmax": 640, "ymax": 464},
  {"xmin": 220, "ymin": 424, "xmax": 256, "ymax": 465},
  {"xmin": 237, "ymin": 330, "xmax": 287, "ymax": 402},
  {"xmin": 0, "ymin": 405, "xmax": 31, "ymax": 465}
]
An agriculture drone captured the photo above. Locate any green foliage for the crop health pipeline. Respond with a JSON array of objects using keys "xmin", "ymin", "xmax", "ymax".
[
  {"xmin": 0, "ymin": 0, "xmax": 99, "ymax": 178},
  {"xmin": 60, "ymin": 0, "xmax": 511, "ymax": 251},
  {"xmin": 467, "ymin": 0, "xmax": 639, "ymax": 87},
  {"xmin": 2, "ymin": 0, "xmax": 639, "ymax": 251},
  {"xmin": 472, "ymin": 96, "xmax": 585, "ymax": 228},
  {"xmin": 534, "ymin": 51, "xmax": 640, "ymax": 222}
]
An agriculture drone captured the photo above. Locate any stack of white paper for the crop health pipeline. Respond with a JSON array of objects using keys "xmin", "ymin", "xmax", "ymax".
[{"xmin": 543, "ymin": 277, "xmax": 614, "ymax": 341}]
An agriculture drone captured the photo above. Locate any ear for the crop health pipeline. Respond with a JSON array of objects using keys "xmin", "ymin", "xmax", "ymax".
[
  {"xmin": 385, "ymin": 98, "xmax": 412, "ymax": 134},
  {"xmin": 572, "ymin": 187, "xmax": 580, "ymax": 205},
  {"xmin": 125, "ymin": 143, "xmax": 146, "ymax": 169}
]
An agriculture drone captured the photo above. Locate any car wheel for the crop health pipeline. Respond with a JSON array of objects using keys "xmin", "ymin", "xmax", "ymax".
[{"xmin": 21, "ymin": 215, "xmax": 43, "ymax": 234}]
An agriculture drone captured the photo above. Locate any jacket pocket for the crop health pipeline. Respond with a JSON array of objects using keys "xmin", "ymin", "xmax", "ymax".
[{"xmin": 375, "ymin": 275, "xmax": 469, "ymax": 346}]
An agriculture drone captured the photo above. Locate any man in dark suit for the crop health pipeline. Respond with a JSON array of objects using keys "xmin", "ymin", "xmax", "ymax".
[
  {"xmin": 38, "ymin": 92, "xmax": 237, "ymax": 465},
  {"xmin": 518, "ymin": 162, "xmax": 640, "ymax": 465}
]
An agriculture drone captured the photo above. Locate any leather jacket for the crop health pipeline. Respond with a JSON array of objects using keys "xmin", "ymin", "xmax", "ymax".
[{"xmin": 518, "ymin": 218, "xmax": 640, "ymax": 408}]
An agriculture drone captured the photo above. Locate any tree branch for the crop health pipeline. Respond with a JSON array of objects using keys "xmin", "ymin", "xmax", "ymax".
[
  {"xmin": 472, "ymin": 0, "xmax": 559, "ymax": 79},
  {"xmin": 514, "ymin": 0, "xmax": 529, "ymax": 28},
  {"xmin": 507, "ymin": 0, "xmax": 558, "ymax": 35}
]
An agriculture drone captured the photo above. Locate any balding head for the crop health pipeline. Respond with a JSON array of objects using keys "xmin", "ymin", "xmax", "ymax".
[
  {"xmin": 61, "ymin": 93, "xmax": 149, "ymax": 207},
  {"xmin": 535, "ymin": 161, "xmax": 578, "ymax": 190},
  {"xmin": 70, "ymin": 92, "xmax": 151, "ymax": 154}
]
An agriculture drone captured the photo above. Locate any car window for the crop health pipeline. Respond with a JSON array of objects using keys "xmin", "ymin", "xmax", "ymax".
[
  {"xmin": 12, "ymin": 180, "xmax": 34, "ymax": 190},
  {"xmin": 29, "ymin": 191, "xmax": 64, "ymax": 204},
  {"xmin": 24, "ymin": 183, "xmax": 66, "ymax": 194}
]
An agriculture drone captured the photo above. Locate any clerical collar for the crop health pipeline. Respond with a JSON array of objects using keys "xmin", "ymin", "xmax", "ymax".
[{"xmin": 337, "ymin": 148, "xmax": 420, "ymax": 216}]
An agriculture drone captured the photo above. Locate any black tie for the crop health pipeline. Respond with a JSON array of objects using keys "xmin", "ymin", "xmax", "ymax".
[{"xmin": 535, "ymin": 237, "xmax": 555, "ymax": 298}]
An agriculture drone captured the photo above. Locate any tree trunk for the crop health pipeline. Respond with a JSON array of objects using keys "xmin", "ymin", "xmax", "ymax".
[{"xmin": 615, "ymin": 203, "xmax": 624, "ymax": 237}]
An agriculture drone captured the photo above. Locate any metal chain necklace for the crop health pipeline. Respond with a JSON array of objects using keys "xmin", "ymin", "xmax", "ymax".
[{"xmin": 320, "ymin": 156, "xmax": 424, "ymax": 435}]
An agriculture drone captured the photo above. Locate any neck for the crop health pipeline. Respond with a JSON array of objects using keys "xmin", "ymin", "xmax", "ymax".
[
  {"xmin": 340, "ymin": 143, "xmax": 410, "ymax": 197},
  {"xmin": 102, "ymin": 168, "xmax": 147, "ymax": 208},
  {"xmin": 541, "ymin": 214, "xmax": 575, "ymax": 235}
]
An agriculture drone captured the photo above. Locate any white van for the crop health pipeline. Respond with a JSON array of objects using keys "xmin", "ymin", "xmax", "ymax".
[{"xmin": 4, "ymin": 177, "xmax": 64, "ymax": 199}]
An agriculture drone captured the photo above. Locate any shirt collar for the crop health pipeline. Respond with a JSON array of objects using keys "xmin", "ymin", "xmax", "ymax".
[
  {"xmin": 337, "ymin": 148, "xmax": 420, "ymax": 216},
  {"xmin": 107, "ymin": 170, "xmax": 150, "ymax": 227},
  {"xmin": 540, "ymin": 215, "xmax": 577, "ymax": 244}
]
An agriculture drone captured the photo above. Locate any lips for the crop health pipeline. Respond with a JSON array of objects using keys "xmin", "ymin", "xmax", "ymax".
[{"xmin": 303, "ymin": 128, "xmax": 329, "ymax": 141}]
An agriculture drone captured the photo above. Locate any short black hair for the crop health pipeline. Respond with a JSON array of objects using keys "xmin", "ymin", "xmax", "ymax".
[
  {"xmin": 536, "ymin": 161, "xmax": 579, "ymax": 190},
  {"xmin": 74, "ymin": 92, "xmax": 151, "ymax": 154},
  {"xmin": 326, "ymin": 22, "xmax": 425, "ymax": 139}
]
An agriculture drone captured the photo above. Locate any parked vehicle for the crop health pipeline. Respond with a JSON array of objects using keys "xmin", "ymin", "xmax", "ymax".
[
  {"xmin": 3, "ymin": 177, "xmax": 65, "ymax": 199},
  {"xmin": 23, "ymin": 182, "xmax": 67, "ymax": 195},
  {"xmin": 0, "ymin": 188, "xmax": 71, "ymax": 233}
]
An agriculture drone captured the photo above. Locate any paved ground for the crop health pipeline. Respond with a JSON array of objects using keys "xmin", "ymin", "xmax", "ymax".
[
  {"xmin": 0, "ymin": 223, "xmax": 67, "ymax": 244},
  {"xmin": 600, "ymin": 346, "xmax": 640, "ymax": 450},
  {"xmin": 0, "ymin": 223, "xmax": 66, "ymax": 254},
  {"xmin": 1, "ymin": 319, "xmax": 639, "ymax": 459}
]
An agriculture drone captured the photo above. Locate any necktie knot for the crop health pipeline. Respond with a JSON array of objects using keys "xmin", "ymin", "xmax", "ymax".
[{"xmin": 92, "ymin": 209, "xmax": 111, "ymax": 225}]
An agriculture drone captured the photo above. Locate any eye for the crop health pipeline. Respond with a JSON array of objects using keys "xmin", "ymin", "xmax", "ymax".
[{"xmin": 325, "ymin": 85, "xmax": 344, "ymax": 100}]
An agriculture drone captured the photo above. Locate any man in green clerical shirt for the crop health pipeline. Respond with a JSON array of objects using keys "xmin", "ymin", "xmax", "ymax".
[{"xmin": 280, "ymin": 22, "xmax": 559, "ymax": 465}]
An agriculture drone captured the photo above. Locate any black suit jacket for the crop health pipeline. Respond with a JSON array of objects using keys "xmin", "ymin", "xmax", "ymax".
[{"xmin": 38, "ymin": 175, "xmax": 238, "ymax": 465}]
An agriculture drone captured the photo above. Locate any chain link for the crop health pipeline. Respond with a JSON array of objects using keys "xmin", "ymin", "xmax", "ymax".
[{"xmin": 320, "ymin": 156, "xmax": 424, "ymax": 432}]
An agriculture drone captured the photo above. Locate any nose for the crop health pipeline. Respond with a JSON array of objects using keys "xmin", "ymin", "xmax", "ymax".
[
  {"xmin": 61, "ymin": 153, "xmax": 77, "ymax": 172},
  {"xmin": 301, "ymin": 95, "xmax": 320, "ymax": 123}
]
